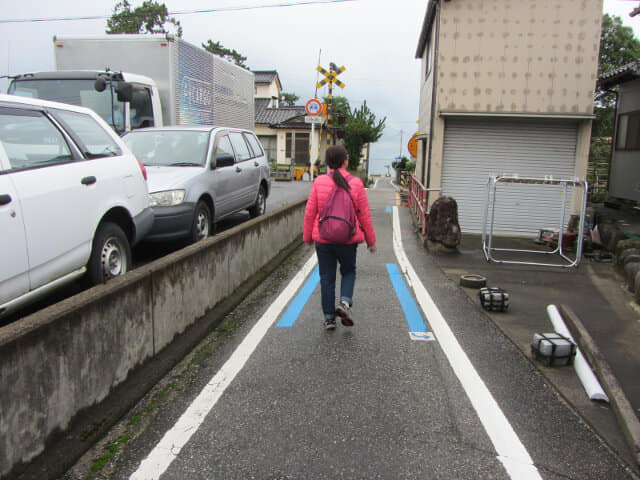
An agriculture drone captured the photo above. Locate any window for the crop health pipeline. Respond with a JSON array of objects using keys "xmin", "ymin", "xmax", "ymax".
[
  {"xmin": 286, "ymin": 132, "xmax": 293, "ymax": 158},
  {"xmin": 130, "ymin": 86, "xmax": 154, "ymax": 129},
  {"xmin": 258, "ymin": 135, "xmax": 276, "ymax": 162},
  {"xmin": 285, "ymin": 132, "xmax": 310, "ymax": 165},
  {"xmin": 0, "ymin": 108, "xmax": 73, "ymax": 170},
  {"xmin": 229, "ymin": 132, "xmax": 252, "ymax": 161},
  {"xmin": 244, "ymin": 133, "xmax": 264, "ymax": 158},
  {"xmin": 425, "ymin": 40, "xmax": 432, "ymax": 78},
  {"xmin": 52, "ymin": 109, "xmax": 122, "ymax": 158},
  {"xmin": 9, "ymin": 79, "xmax": 126, "ymax": 133},
  {"xmin": 616, "ymin": 111, "xmax": 640, "ymax": 151},
  {"xmin": 294, "ymin": 132, "xmax": 310, "ymax": 166},
  {"xmin": 214, "ymin": 135, "xmax": 235, "ymax": 165}
]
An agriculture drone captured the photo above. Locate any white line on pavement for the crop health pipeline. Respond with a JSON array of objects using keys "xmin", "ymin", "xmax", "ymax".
[
  {"xmin": 391, "ymin": 207, "xmax": 542, "ymax": 480},
  {"xmin": 129, "ymin": 253, "xmax": 319, "ymax": 480}
]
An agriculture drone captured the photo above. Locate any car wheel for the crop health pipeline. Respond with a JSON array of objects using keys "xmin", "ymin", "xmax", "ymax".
[
  {"xmin": 87, "ymin": 222, "xmax": 131, "ymax": 285},
  {"xmin": 249, "ymin": 185, "xmax": 266, "ymax": 218},
  {"xmin": 191, "ymin": 201, "xmax": 211, "ymax": 243}
]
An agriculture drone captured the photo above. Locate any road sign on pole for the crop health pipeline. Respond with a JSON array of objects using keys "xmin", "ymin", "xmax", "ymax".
[
  {"xmin": 305, "ymin": 99, "xmax": 322, "ymax": 116},
  {"xmin": 304, "ymin": 115, "xmax": 325, "ymax": 124}
]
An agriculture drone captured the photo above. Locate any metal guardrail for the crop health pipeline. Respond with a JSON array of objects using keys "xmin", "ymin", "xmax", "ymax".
[
  {"xmin": 408, "ymin": 175, "xmax": 441, "ymax": 236},
  {"xmin": 481, "ymin": 175, "xmax": 588, "ymax": 268}
]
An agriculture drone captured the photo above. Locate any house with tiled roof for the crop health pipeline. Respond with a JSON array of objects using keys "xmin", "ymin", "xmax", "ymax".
[
  {"xmin": 414, "ymin": 0, "xmax": 602, "ymax": 236},
  {"xmin": 253, "ymin": 70, "xmax": 325, "ymax": 176},
  {"xmin": 598, "ymin": 59, "xmax": 640, "ymax": 203}
]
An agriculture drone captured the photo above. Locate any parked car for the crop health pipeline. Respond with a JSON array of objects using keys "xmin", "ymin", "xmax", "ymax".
[
  {"xmin": 0, "ymin": 94, "xmax": 153, "ymax": 318},
  {"xmin": 122, "ymin": 126, "xmax": 270, "ymax": 242}
]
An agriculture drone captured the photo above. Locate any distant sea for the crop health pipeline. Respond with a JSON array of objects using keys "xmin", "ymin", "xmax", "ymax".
[{"xmin": 368, "ymin": 156, "xmax": 395, "ymax": 177}]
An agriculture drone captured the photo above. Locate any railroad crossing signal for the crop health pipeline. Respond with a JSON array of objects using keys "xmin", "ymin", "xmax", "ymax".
[{"xmin": 316, "ymin": 64, "xmax": 346, "ymax": 89}]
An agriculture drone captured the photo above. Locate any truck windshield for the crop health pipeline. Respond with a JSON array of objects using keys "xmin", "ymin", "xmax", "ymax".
[{"xmin": 8, "ymin": 79, "xmax": 125, "ymax": 134}]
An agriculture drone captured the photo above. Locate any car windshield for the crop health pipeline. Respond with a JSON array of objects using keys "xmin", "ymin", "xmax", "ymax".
[{"xmin": 123, "ymin": 130, "xmax": 210, "ymax": 167}]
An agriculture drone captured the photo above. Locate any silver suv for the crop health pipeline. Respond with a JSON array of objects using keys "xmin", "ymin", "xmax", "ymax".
[
  {"xmin": 0, "ymin": 94, "xmax": 153, "ymax": 317},
  {"xmin": 123, "ymin": 126, "xmax": 270, "ymax": 242}
]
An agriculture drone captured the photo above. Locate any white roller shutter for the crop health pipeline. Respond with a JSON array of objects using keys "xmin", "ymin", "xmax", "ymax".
[{"xmin": 441, "ymin": 118, "xmax": 578, "ymax": 236}]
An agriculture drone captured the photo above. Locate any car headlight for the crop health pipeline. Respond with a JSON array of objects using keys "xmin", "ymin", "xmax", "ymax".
[{"xmin": 149, "ymin": 190, "xmax": 186, "ymax": 207}]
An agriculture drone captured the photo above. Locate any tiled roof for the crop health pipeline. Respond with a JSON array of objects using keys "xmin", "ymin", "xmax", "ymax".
[
  {"xmin": 598, "ymin": 59, "xmax": 640, "ymax": 88},
  {"xmin": 254, "ymin": 100, "xmax": 309, "ymax": 129},
  {"xmin": 253, "ymin": 70, "xmax": 278, "ymax": 85}
]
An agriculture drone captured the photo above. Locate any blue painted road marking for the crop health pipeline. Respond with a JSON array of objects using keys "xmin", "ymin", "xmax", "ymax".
[
  {"xmin": 276, "ymin": 266, "xmax": 320, "ymax": 327},
  {"xmin": 386, "ymin": 263, "xmax": 430, "ymax": 334}
]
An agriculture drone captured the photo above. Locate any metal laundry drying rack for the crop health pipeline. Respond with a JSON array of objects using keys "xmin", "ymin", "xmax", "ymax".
[{"xmin": 482, "ymin": 175, "xmax": 588, "ymax": 268}]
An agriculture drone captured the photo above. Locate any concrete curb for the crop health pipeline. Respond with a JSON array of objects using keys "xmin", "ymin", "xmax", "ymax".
[{"xmin": 559, "ymin": 304, "xmax": 640, "ymax": 467}]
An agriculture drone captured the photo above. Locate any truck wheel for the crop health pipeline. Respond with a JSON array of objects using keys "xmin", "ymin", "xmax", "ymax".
[
  {"xmin": 87, "ymin": 222, "xmax": 131, "ymax": 285},
  {"xmin": 249, "ymin": 185, "xmax": 267, "ymax": 218},
  {"xmin": 191, "ymin": 201, "xmax": 211, "ymax": 243}
]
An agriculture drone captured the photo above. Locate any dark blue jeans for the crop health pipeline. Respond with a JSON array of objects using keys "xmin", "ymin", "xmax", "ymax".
[{"xmin": 315, "ymin": 242, "xmax": 358, "ymax": 320}]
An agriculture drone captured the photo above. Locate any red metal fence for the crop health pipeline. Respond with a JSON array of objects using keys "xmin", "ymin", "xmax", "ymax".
[{"xmin": 408, "ymin": 175, "xmax": 440, "ymax": 236}]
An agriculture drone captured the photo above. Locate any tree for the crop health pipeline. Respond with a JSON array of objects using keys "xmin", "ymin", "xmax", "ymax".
[
  {"xmin": 279, "ymin": 92, "xmax": 299, "ymax": 106},
  {"xmin": 323, "ymin": 95, "xmax": 349, "ymax": 118},
  {"xmin": 106, "ymin": 0, "xmax": 182, "ymax": 37},
  {"xmin": 343, "ymin": 101, "xmax": 386, "ymax": 171},
  {"xmin": 593, "ymin": 14, "xmax": 640, "ymax": 137},
  {"xmin": 202, "ymin": 40, "xmax": 248, "ymax": 68}
]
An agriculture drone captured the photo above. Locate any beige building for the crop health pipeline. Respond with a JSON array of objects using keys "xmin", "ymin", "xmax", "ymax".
[
  {"xmin": 253, "ymin": 71, "xmax": 326, "ymax": 171},
  {"xmin": 415, "ymin": 0, "xmax": 603, "ymax": 235}
]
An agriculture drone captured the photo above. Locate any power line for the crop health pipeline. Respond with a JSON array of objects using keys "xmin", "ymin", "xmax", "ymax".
[{"xmin": 0, "ymin": 0, "xmax": 357, "ymax": 24}]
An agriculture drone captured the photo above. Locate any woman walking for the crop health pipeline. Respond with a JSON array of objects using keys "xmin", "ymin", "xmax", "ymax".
[{"xmin": 303, "ymin": 145, "xmax": 377, "ymax": 330}]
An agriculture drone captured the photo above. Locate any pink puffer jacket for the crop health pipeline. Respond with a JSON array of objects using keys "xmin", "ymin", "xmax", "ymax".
[{"xmin": 303, "ymin": 169, "xmax": 376, "ymax": 246}]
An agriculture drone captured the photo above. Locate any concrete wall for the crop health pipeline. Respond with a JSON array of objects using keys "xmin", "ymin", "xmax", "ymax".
[{"xmin": 0, "ymin": 199, "xmax": 306, "ymax": 477}]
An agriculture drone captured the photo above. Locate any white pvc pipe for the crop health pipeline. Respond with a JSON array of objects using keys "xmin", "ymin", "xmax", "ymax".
[{"xmin": 546, "ymin": 305, "xmax": 609, "ymax": 403}]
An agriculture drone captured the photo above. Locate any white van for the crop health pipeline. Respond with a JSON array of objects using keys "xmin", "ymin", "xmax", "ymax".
[{"xmin": 0, "ymin": 94, "xmax": 153, "ymax": 317}]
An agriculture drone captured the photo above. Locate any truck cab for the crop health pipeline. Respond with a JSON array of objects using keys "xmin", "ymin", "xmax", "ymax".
[{"xmin": 7, "ymin": 70, "xmax": 163, "ymax": 135}]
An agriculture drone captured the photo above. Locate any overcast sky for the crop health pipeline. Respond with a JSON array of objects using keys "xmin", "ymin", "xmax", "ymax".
[{"xmin": 1, "ymin": 0, "xmax": 639, "ymax": 174}]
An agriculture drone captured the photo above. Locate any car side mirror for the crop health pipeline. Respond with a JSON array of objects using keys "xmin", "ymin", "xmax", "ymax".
[{"xmin": 216, "ymin": 153, "xmax": 235, "ymax": 168}]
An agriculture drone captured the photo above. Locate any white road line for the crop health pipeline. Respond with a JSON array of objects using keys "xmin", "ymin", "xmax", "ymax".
[
  {"xmin": 130, "ymin": 253, "xmax": 319, "ymax": 480},
  {"xmin": 392, "ymin": 207, "xmax": 542, "ymax": 480}
]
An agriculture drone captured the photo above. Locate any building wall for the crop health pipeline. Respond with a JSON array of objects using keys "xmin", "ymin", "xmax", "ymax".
[
  {"xmin": 417, "ymin": 0, "xmax": 602, "ymax": 208},
  {"xmin": 436, "ymin": 0, "xmax": 602, "ymax": 115},
  {"xmin": 610, "ymin": 79, "xmax": 640, "ymax": 201},
  {"xmin": 417, "ymin": 12, "xmax": 437, "ymax": 185},
  {"xmin": 255, "ymin": 82, "xmax": 280, "ymax": 101}
]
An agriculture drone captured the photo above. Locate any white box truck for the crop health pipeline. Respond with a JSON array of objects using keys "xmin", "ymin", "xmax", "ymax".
[{"xmin": 7, "ymin": 34, "xmax": 254, "ymax": 134}]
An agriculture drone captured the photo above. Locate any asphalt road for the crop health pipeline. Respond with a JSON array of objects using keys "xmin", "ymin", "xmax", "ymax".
[{"xmin": 63, "ymin": 178, "xmax": 636, "ymax": 479}]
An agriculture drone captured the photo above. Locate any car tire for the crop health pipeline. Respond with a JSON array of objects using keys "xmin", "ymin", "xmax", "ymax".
[
  {"xmin": 249, "ymin": 185, "xmax": 267, "ymax": 218},
  {"xmin": 191, "ymin": 200, "xmax": 211, "ymax": 243},
  {"xmin": 87, "ymin": 222, "xmax": 132, "ymax": 285},
  {"xmin": 459, "ymin": 274, "xmax": 487, "ymax": 288}
]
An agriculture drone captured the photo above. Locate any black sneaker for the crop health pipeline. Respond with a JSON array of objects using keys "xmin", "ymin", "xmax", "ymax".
[
  {"xmin": 324, "ymin": 317, "xmax": 336, "ymax": 330},
  {"xmin": 336, "ymin": 301, "xmax": 354, "ymax": 327}
]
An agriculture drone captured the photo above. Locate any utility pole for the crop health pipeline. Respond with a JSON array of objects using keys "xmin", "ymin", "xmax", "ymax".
[{"xmin": 399, "ymin": 129, "xmax": 403, "ymax": 158}]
